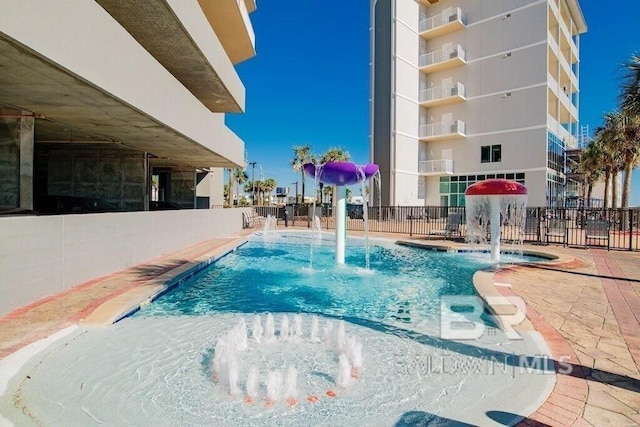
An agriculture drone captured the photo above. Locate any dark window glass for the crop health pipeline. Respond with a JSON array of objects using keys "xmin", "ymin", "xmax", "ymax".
[
  {"xmin": 506, "ymin": 173, "xmax": 515, "ymax": 180},
  {"xmin": 516, "ymin": 173, "xmax": 525, "ymax": 180},
  {"xmin": 497, "ymin": 173, "xmax": 505, "ymax": 179},
  {"xmin": 491, "ymin": 145, "xmax": 502, "ymax": 162},
  {"xmin": 451, "ymin": 176, "xmax": 459, "ymax": 182},
  {"xmin": 477, "ymin": 175, "xmax": 485, "ymax": 180},
  {"xmin": 481, "ymin": 146, "xmax": 491, "ymax": 163}
]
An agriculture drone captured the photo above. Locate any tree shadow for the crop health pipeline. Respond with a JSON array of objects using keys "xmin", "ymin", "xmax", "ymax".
[{"xmin": 395, "ymin": 411, "xmax": 474, "ymax": 426}]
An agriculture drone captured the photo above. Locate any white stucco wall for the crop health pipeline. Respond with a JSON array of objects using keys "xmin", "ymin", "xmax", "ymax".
[{"xmin": 0, "ymin": 209, "xmax": 246, "ymax": 316}]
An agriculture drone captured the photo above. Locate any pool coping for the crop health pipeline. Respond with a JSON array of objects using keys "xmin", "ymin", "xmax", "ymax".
[{"xmin": 80, "ymin": 238, "xmax": 249, "ymax": 326}]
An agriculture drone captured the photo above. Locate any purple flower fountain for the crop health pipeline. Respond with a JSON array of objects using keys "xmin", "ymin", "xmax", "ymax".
[{"xmin": 303, "ymin": 162, "xmax": 379, "ymax": 264}]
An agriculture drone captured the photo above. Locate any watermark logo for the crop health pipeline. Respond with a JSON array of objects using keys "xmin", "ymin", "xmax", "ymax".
[
  {"xmin": 440, "ymin": 295, "xmax": 526, "ymax": 340},
  {"xmin": 394, "ymin": 353, "xmax": 573, "ymax": 376}
]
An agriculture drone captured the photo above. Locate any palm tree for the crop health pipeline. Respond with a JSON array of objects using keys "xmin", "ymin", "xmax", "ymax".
[
  {"xmin": 243, "ymin": 180, "xmax": 256, "ymax": 204},
  {"xmin": 319, "ymin": 147, "xmax": 351, "ymax": 164},
  {"xmin": 290, "ymin": 145, "xmax": 314, "ymax": 205},
  {"xmin": 226, "ymin": 168, "xmax": 234, "ymax": 207},
  {"xmin": 233, "ymin": 168, "xmax": 248, "ymax": 206},
  {"xmin": 319, "ymin": 147, "xmax": 351, "ymax": 208},
  {"xmin": 619, "ymin": 114, "xmax": 640, "ymax": 210},
  {"xmin": 594, "ymin": 113, "xmax": 625, "ymax": 208},
  {"xmin": 620, "ymin": 53, "xmax": 640, "ymax": 117},
  {"xmin": 262, "ymin": 178, "xmax": 277, "ymax": 205},
  {"xmin": 323, "ymin": 185, "xmax": 333, "ymax": 204},
  {"xmin": 619, "ymin": 55, "xmax": 640, "ymax": 210},
  {"xmin": 577, "ymin": 142, "xmax": 604, "ymax": 207},
  {"xmin": 223, "ymin": 183, "xmax": 230, "ymax": 206}
]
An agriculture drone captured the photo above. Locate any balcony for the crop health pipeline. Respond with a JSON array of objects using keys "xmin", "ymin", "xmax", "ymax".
[
  {"xmin": 419, "ymin": 44, "xmax": 466, "ymax": 73},
  {"xmin": 419, "ymin": 82, "xmax": 465, "ymax": 107},
  {"xmin": 198, "ymin": 0, "xmax": 256, "ymax": 64},
  {"xmin": 419, "ymin": 120, "xmax": 466, "ymax": 141},
  {"xmin": 419, "ymin": 7, "xmax": 465, "ymax": 39},
  {"xmin": 419, "ymin": 159, "xmax": 454, "ymax": 176}
]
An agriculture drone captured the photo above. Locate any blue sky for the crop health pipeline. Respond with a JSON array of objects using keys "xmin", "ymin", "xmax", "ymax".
[{"xmin": 226, "ymin": 1, "xmax": 640, "ymax": 206}]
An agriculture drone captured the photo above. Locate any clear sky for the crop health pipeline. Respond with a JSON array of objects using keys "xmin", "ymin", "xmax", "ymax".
[{"xmin": 226, "ymin": 1, "xmax": 640, "ymax": 206}]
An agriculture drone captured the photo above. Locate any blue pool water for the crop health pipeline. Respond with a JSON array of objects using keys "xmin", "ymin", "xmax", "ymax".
[{"xmin": 137, "ymin": 232, "xmax": 539, "ymax": 329}]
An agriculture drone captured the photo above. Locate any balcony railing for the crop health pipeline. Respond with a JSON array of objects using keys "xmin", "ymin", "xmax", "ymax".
[
  {"xmin": 419, "ymin": 44, "xmax": 466, "ymax": 72},
  {"xmin": 418, "ymin": 159, "xmax": 454, "ymax": 175},
  {"xmin": 419, "ymin": 82, "xmax": 465, "ymax": 106},
  {"xmin": 419, "ymin": 120, "xmax": 466, "ymax": 140},
  {"xmin": 419, "ymin": 7, "xmax": 465, "ymax": 37}
]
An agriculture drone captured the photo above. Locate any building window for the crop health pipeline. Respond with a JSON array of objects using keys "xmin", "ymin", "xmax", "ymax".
[
  {"xmin": 547, "ymin": 131, "xmax": 565, "ymax": 175},
  {"xmin": 481, "ymin": 145, "xmax": 501, "ymax": 163},
  {"xmin": 439, "ymin": 173, "xmax": 525, "ymax": 206},
  {"xmin": 491, "ymin": 145, "xmax": 501, "ymax": 162}
]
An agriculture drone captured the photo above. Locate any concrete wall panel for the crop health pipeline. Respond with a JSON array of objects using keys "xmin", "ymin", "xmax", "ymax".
[
  {"xmin": 0, "ymin": 208, "xmax": 245, "ymax": 316},
  {"xmin": 0, "ymin": 119, "xmax": 19, "ymax": 207}
]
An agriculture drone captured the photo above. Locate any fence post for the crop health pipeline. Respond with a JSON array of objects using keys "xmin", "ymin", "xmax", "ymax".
[
  {"xmin": 409, "ymin": 213, "xmax": 413, "ymax": 236},
  {"xmin": 630, "ymin": 209, "xmax": 633, "ymax": 251}
]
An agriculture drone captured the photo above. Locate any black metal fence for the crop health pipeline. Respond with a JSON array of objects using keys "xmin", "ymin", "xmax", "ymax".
[{"xmin": 241, "ymin": 205, "xmax": 640, "ymax": 251}]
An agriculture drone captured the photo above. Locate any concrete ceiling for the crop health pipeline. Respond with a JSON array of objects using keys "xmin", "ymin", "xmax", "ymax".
[
  {"xmin": 95, "ymin": 0, "xmax": 243, "ymax": 113},
  {"xmin": 0, "ymin": 36, "xmax": 235, "ymax": 168}
]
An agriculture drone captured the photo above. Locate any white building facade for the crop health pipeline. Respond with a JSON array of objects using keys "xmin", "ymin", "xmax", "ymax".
[
  {"xmin": 370, "ymin": 0, "xmax": 587, "ymax": 207},
  {"xmin": 0, "ymin": 1, "xmax": 257, "ymax": 315}
]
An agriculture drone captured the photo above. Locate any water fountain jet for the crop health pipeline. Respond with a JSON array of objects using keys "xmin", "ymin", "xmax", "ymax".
[{"xmin": 465, "ymin": 179, "xmax": 528, "ymax": 261}]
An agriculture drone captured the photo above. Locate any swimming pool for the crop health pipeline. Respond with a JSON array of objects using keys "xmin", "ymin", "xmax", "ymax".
[
  {"xmin": 0, "ymin": 232, "xmax": 554, "ymax": 426},
  {"xmin": 137, "ymin": 232, "xmax": 540, "ymax": 328}
]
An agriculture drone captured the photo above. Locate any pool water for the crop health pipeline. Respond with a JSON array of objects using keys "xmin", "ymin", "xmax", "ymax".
[
  {"xmin": 0, "ymin": 232, "xmax": 554, "ymax": 427},
  {"xmin": 137, "ymin": 232, "xmax": 538, "ymax": 334}
]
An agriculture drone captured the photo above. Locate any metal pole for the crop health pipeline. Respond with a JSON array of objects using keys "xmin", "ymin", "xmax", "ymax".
[
  {"xmin": 250, "ymin": 162, "xmax": 256, "ymax": 205},
  {"xmin": 336, "ymin": 186, "xmax": 346, "ymax": 264},
  {"xmin": 630, "ymin": 209, "xmax": 633, "ymax": 251},
  {"xmin": 292, "ymin": 182, "xmax": 298, "ymax": 204}
]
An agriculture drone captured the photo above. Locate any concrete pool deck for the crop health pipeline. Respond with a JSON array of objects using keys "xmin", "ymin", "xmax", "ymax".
[{"xmin": 1, "ymin": 227, "xmax": 639, "ymax": 426}]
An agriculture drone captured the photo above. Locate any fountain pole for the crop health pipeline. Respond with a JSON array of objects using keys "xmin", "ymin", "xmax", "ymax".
[
  {"xmin": 490, "ymin": 199, "xmax": 501, "ymax": 261},
  {"xmin": 335, "ymin": 186, "xmax": 346, "ymax": 264}
]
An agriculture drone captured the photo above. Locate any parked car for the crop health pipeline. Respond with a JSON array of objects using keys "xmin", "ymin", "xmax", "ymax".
[
  {"xmin": 149, "ymin": 201, "xmax": 181, "ymax": 210},
  {"xmin": 36, "ymin": 195, "xmax": 122, "ymax": 215}
]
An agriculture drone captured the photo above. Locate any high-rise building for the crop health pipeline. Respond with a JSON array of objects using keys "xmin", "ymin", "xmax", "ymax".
[{"xmin": 370, "ymin": 0, "xmax": 587, "ymax": 207}]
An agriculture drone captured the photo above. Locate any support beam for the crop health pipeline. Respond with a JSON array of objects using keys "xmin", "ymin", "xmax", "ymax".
[{"xmin": 19, "ymin": 114, "xmax": 34, "ymax": 209}]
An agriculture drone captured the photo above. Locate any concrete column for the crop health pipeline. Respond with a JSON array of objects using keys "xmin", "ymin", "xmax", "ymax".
[{"xmin": 19, "ymin": 114, "xmax": 35, "ymax": 209}]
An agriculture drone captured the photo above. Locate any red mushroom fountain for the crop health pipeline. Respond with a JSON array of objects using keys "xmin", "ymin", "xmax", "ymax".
[{"xmin": 465, "ymin": 179, "xmax": 528, "ymax": 261}]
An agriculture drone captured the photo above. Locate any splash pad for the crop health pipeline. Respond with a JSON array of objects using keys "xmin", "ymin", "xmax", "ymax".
[
  {"xmin": 212, "ymin": 314, "xmax": 363, "ymax": 407},
  {"xmin": 303, "ymin": 162, "xmax": 379, "ymax": 264},
  {"xmin": 465, "ymin": 179, "xmax": 528, "ymax": 261}
]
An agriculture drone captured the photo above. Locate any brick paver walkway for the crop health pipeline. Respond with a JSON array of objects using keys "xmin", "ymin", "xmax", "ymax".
[
  {"xmin": 1, "ymin": 226, "xmax": 639, "ymax": 426},
  {"xmin": 0, "ymin": 231, "xmax": 251, "ymax": 360},
  {"xmin": 494, "ymin": 248, "xmax": 640, "ymax": 426}
]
